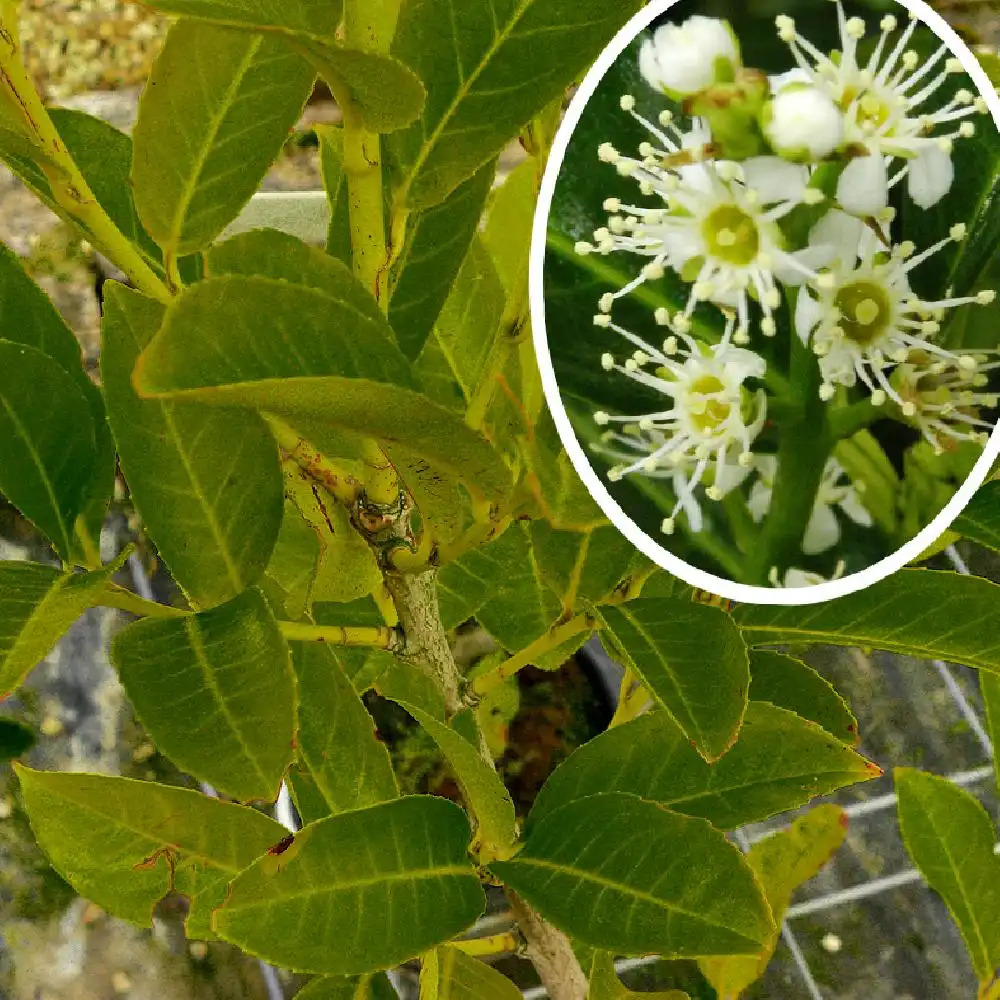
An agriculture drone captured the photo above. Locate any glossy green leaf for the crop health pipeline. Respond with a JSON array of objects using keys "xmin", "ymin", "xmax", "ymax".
[
  {"xmin": 982, "ymin": 671, "xmax": 1000, "ymax": 797},
  {"xmin": 101, "ymin": 285, "xmax": 283, "ymax": 608},
  {"xmin": 111, "ymin": 589, "xmax": 295, "ymax": 802},
  {"xmin": 527, "ymin": 702, "xmax": 878, "ymax": 834},
  {"xmin": 735, "ymin": 570, "xmax": 1000, "ymax": 674},
  {"xmin": 292, "ymin": 642, "xmax": 398, "ymax": 816},
  {"xmin": 386, "ymin": 696, "xmax": 516, "ymax": 856},
  {"xmin": 313, "ymin": 598, "xmax": 396, "ymax": 695},
  {"xmin": 135, "ymin": 0, "xmax": 342, "ymax": 41},
  {"xmin": 954, "ymin": 480, "xmax": 1000, "ymax": 553},
  {"xmin": 395, "ymin": 161, "xmax": 495, "ymax": 361},
  {"xmin": 0, "ymin": 717, "xmax": 36, "ymax": 761},
  {"xmin": 588, "ymin": 952, "xmax": 688, "ymax": 1000},
  {"xmin": 896, "ymin": 767, "xmax": 1000, "ymax": 984},
  {"xmin": 492, "ymin": 792, "xmax": 773, "ymax": 957},
  {"xmin": 299, "ymin": 43, "xmax": 425, "ymax": 133},
  {"xmin": 748, "ymin": 649, "xmax": 858, "ymax": 745},
  {"xmin": 132, "ymin": 21, "xmax": 315, "ymax": 258},
  {"xmin": 389, "ymin": 0, "xmax": 639, "ymax": 209},
  {"xmin": 420, "ymin": 946, "xmax": 522, "ymax": 1000},
  {"xmin": 318, "ymin": 127, "xmax": 352, "ymax": 266},
  {"xmin": 483, "ymin": 157, "xmax": 537, "ymax": 319},
  {"xmin": 0, "ymin": 556, "xmax": 128, "ymax": 698},
  {"xmin": 134, "ymin": 252, "xmax": 511, "ymax": 503},
  {"xmin": 698, "ymin": 805, "xmax": 847, "ymax": 997},
  {"xmin": 260, "ymin": 498, "xmax": 323, "ymax": 619},
  {"xmin": 213, "ymin": 796, "xmax": 485, "ymax": 974},
  {"xmin": 599, "ymin": 598, "xmax": 749, "ymax": 762},
  {"xmin": 15, "ymin": 766, "xmax": 286, "ymax": 936},
  {"xmin": 295, "ymin": 973, "xmax": 398, "ymax": 1000},
  {"xmin": 0, "ymin": 343, "xmax": 96, "ymax": 559}
]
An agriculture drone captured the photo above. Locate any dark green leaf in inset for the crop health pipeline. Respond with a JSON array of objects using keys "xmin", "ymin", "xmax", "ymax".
[
  {"xmin": 0, "ymin": 343, "xmax": 95, "ymax": 559},
  {"xmin": 131, "ymin": 0, "xmax": 343, "ymax": 36},
  {"xmin": 954, "ymin": 481, "xmax": 1000, "ymax": 553},
  {"xmin": 735, "ymin": 570, "xmax": 1000, "ymax": 674},
  {"xmin": 0, "ymin": 556, "xmax": 127, "ymax": 698},
  {"xmin": 396, "ymin": 163, "xmax": 496, "ymax": 361},
  {"xmin": 492, "ymin": 793, "xmax": 773, "ymax": 958},
  {"xmin": 298, "ymin": 43, "xmax": 425, "ymax": 133},
  {"xmin": 111, "ymin": 589, "xmax": 295, "ymax": 802},
  {"xmin": 14, "ymin": 766, "xmax": 286, "ymax": 935},
  {"xmin": 748, "ymin": 650, "xmax": 858, "ymax": 745},
  {"xmin": 896, "ymin": 767, "xmax": 1000, "ymax": 984},
  {"xmin": 599, "ymin": 599, "xmax": 749, "ymax": 763},
  {"xmin": 421, "ymin": 946, "xmax": 523, "ymax": 1000},
  {"xmin": 318, "ymin": 127, "xmax": 352, "ymax": 266},
  {"xmin": 101, "ymin": 285, "xmax": 283, "ymax": 609},
  {"xmin": 527, "ymin": 702, "xmax": 878, "ymax": 834},
  {"xmin": 295, "ymin": 973, "xmax": 399, "ymax": 1000},
  {"xmin": 133, "ymin": 270, "xmax": 512, "ymax": 503},
  {"xmin": 0, "ymin": 717, "xmax": 35, "ymax": 761},
  {"xmin": 292, "ymin": 642, "xmax": 398, "ymax": 815},
  {"xmin": 698, "ymin": 805, "xmax": 847, "ymax": 997},
  {"xmin": 212, "ymin": 796, "xmax": 485, "ymax": 974},
  {"xmin": 132, "ymin": 21, "xmax": 315, "ymax": 258},
  {"xmin": 389, "ymin": 0, "xmax": 641, "ymax": 209}
]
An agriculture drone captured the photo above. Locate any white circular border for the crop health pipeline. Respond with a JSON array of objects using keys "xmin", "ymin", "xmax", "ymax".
[{"xmin": 530, "ymin": 0, "xmax": 1000, "ymax": 607}]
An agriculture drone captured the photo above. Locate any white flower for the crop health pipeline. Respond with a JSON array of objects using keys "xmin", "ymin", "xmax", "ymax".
[
  {"xmin": 894, "ymin": 353, "xmax": 1000, "ymax": 453},
  {"xmin": 580, "ymin": 108, "xmax": 830, "ymax": 344},
  {"xmin": 770, "ymin": 561, "xmax": 846, "ymax": 588},
  {"xmin": 794, "ymin": 210, "xmax": 996, "ymax": 402},
  {"xmin": 764, "ymin": 83, "xmax": 845, "ymax": 161},
  {"xmin": 749, "ymin": 456, "xmax": 873, "ymax": 554},
  {"xmin": 776, "ymin": 3, "xmax": 986, "ymax": 214},
  {"xmin": 592, "ymin": 313, "xmax": 765, "ymax": 536},
  {"xmin": 640, "ymin": 16, "xmax": 740, "ymax": 98}
]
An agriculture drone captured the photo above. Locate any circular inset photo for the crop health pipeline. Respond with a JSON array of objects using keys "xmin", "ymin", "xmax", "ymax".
[{"xmin": 533, "ymin": 0, "xmax": 1000, "ymax": 602}]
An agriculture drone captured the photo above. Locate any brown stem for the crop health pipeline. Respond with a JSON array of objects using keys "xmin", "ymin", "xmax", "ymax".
[{"xmin": 508, "ymin": 890, "xmax": 588, "ymax": 1000}]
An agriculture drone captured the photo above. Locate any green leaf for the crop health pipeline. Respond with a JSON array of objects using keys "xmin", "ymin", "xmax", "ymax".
[
  {"xmin": 482, "ymin": 158, "xmax": 537, "ymax": 319},
  {"xmin": 492, "ymin": 792, "xmax": 773, "ymax": 957},
  {"xmin": 313, "ymin": 598, "xmax": 396, "ymax": 695},
  {"xmin": 135, "ymin": 0, "xmax": 342, "ymax": 40},
  {"xmin": 101, "ymin": 285, "xmax": 283, "ymax": 609},
  {"xmin": 388, "ymin": 0, "xmax": 639, "ymax": 209},
  {"xmin": 299, "ymin": 43, "xmax": 425, "ymax": 133},
  {"xmin": 588, "ymin": 952, "xmax": 688, "ymax": 1000},
  {"xmin": 213, "ymin": 796, "xmax": 485, "ymax": 974},
  {"xmin": 295, "ymin": 973, "xmax": 398, "ymax": 1000},
  {"xmin": 954, "ymin": 481, "xmax": 1000, "ymax": 553},
  {"xmin": 132, "ymin": 21, "xmax": 315, "ymax": 258},
  {"xmin": 292, "ymin": 642, "xmax": 398, "ymax": 816},
  {"xmin": 135, "ymin": 236, "xmax": 512, "ymax": 503},
  {"xmin": 318, "ymin": 127, "xmax": 352, "ymax": 266},
  {"xmin": 748, "ymin": 649, "xmax": 858, "ymax": 745},
  {"xmin": 0, "ymin": 717, "xmax": 35, "ymax": 761},
  {"xmin": 895, "ymin": 767, "xmax": 1000, "ymax": 984},
  {"xmin": 14, "ymin": 766, "xmax": 286, "ymax": 936},
  {"xmin": 698, "ymin": 805, "xmax": 848, "ymax": 997},
  {"xmin": 0, "ymin": 556, "xmax": 128, "ymax": 698},
  {"xmin": 599, "ymin": 599, "xmax": 748, "ymax": 763},
  {"xmin": 111, "ymin": 589, "xmax": 295, "ymax": 802},
  {"xmin": 834, "ymin": 430, "xmax": 899, "ymax": 538},
  {"xmin": 385, "ymin": 696, "xmax": 516, "ymax": 857},
  {"xmin": 527, "ymin": 702, "xmax": 878, "ymax": 834},
  {"xmin": 395, "ymin": 161, "xmax": 496, "ymax": 361},
  {"xmin": 260, "ymin": 498, "xmax": 323, "ymax": 619},
  {"xmin": 420, "ymin": 946, "xmax": 522, "ymax": 1000},
  {"xmin": 0, "ymin": 343, "xmax": 96, "ymax": 559},
  {"xmin": 982, "ymin": 671, "xmax": 1000, "ymax": 797},
  {"xmin": 734, "ymin": 569, "xmax": 1000, "ymax": 674}
]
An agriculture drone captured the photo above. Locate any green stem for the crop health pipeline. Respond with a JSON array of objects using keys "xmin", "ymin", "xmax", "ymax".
[
  {"xmin": 451, "ymin": 932, "xmax": 520, "ymax": 957},
  {"xmin": 829, "ymin": 397, "xmax": 881, "ymax": 441},
  {"xmin": 100, "ymin": 585, "xmax": 186, "ymax": 619},
  {"xmin": 745, "ymin": 330, "xmax": 833, "ymax": 585},
  {"xmin": 278, "ymin": 621, "xmax": 398, "ymax": 648},
  {"xmin": 266, "ymin": 414, "xmax": 363, "ymax": 506}
]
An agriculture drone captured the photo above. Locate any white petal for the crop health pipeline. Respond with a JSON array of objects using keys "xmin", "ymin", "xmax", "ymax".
[
  {"xmin": 783, "ymin": 568, "xmax": 825, "ymax": 588},
  {"xmin": 839, "ymin": 489, "xmax": 873, "ymax": 527},
  {"xmin": 907, "ymin": 144, "xmax": 955, "ymax": 209},
  {"xmin": 836, "ymin": 154, "xmax": 889, "ymax": 217},
  {"xmin": 769, "ymin": 68, "xmax": 812, "ymax": 94},
  {"xmin": 803, "ymin": 502, "xmax": 841, "ymax": 555},
  {"xmin": 809, "ymin": 208, "xmax": 866, "ymax": 263},
  {"xmin": 742, "ymin": 156, "xmax": 808, "ymax": 205},
  {"xmin": 747, "ymin": 480, "xmax": 771, "ymax": 522},
  {"xmin": 794, "ymin": 288, "xmax": 824, "ymax": 345}
]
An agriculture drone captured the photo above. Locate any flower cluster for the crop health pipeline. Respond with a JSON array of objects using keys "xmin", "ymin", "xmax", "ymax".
[{"xmin": 574, "ymin": 1, "xmax": 997, "ymax": 583}]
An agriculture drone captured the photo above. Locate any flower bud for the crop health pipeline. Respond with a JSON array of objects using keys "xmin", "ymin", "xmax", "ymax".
[
  {"xmin": 639, "ymin": 16, "xmax": 740, "ymax": 98},
  {"xmin": 763, "ymin": 84, "xmax": 844, "ymax": 162}
]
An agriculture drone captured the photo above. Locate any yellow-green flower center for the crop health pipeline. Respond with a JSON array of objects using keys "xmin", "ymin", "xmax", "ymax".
[
  {"xmin": 688, "ymin": 374, "xmax": 732, "ymax": 432},
  {"xmin": 835, "ymin": 280, "xmax": 892, "ymax": 345},
  {"xmin": 703, "ymin": 204, "xmax": 760, "ymax": 266}
]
